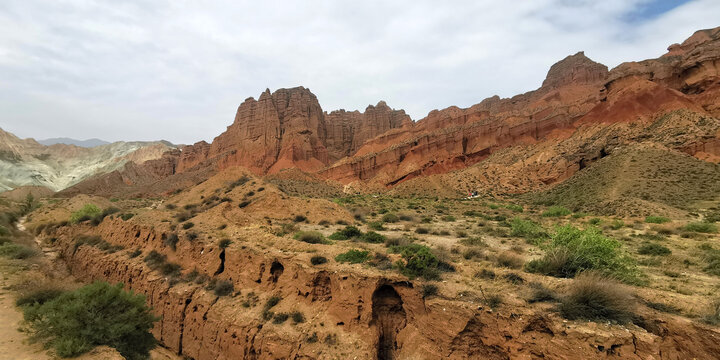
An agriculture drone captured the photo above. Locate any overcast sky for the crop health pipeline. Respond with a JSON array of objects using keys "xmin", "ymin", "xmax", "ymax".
[{"xmin": 1, "ymin": 0, "xmax": 718, "ymax": 144}]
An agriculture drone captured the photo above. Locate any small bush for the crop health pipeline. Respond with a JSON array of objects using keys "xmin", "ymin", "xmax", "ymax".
[
  {"xmin": 684, "ymin": 222, "xmax": 718, "ymax": 233},
  {"xmin": 294, "ymin": 231, "xmax": 328, "ymax": 244},
  {"xmin": 120, "ymin": 213, "xmax": 134, "ymax": 221},
  {"xmin": 702, "ymin": 298, "xmax": 720, "ymax": 325},
  {"xmin": 16, "ymin": 286, "xmax": 66, "ymax": 307},
  {"xmin": 361, "ymin": 231, "xmax": 385, "ymax": 243},
  {"xmin": 422, "ymin": 284, "xmax": 438, "ymax": 298},
  {"xmin": 129, "ymin": 249, "xmax": 142, "ymax": 258},
  {"xmin": 542, "ymin": 206, "xmax": 570, "ymax": 217},
  {"xmin": 474, "ymin": 268, "xmax": 496, "ymax": 280},
  {"xmin": 415, "ymin": 227, "xmax": 429, "ymax": 234},
  {"xmin": 291, "ymin": 311, "xmax": 305, "ymax": 324},
  {"xmin": 637, "ymin": 243, "xmax": 671, "ymax": 256},
  {"xmin": 442, "ymin": 215, "xmax": 456, "ymax": 222},
  {"xmin": 293, "ymin": 215, "xmax": 307, "ymax": 223},
  {"xmin": 558, "ymin": 272, "xmax": 636, "ymax": 324},
  {"xmin": 69, "ymin": 204, "xmax": 101, "ymax": 224},
  {"xmin": 509, "ymin": 217, "xmax": 547, "ymax": 243},
  {"xmin": 21, "ymin": 281, "xmax": 158, "ymax": 360},
  {"xmin": 219, "ymin": 239, "xmax": 232, "ymax": 249},
  {"xmin": 310, "ymin": 255, "xmax": 328, "ymax": 265},
  {"xmin": 496, "ymin": 252, "xmax": 524, "ymax": 269},
  {"xmin": 328, "ymin": 226, "xmax": 362, "ymax": 240},
  {"xmin": 610, "ymin": 220, "xmax": 625, "ymax": 230},
  {"xmin": 645, "ymin": 216, "xmax": 670, "ymax": 224},
  {"xmin": 368, "ymin": 221, "xmax": 385, "ymax": 230},
  {"xmin": 484, "ymin": 293, "xmax": 503, "ymax": 309},
  {"xmin": 238, "ymin": 200, "xmax": 251, "ymax": 208},
  {"xmin": 459, "ymin": 237, "xmax": 485, "ymax": 247},
  {"xmin": 182, "ymin": 222, "xmax": 195, "ymax": 230},
  {"xmin": 165, "ymin": 203, "xmax": 177, "ymax": 210},
  {"xmin": 588, "ymin": 218, "xmax": 602, "ymax": 225},
  {"xmin": 213, "ymin": 280, "xmax": 234, "ymax": 296},
  {"xmin": 527, "ymin": 282, "xmax": 556, "ymax": 303},
  {"xmin": 395, "ymin": 244, "xmax": 442, "ymax": 280},
  {"xmin": 0, "ymin": 243, "xmax": 37, "ymax": 259},
  {"xmin": 381, "ymin": 213, "xmax": 400, "ymax": 223},
  {"xmin": 335, "ymin": 249, "xmax": 370, "ymax": 264},
  {"xmin": 164, "ymin": 233, "xmax": 179, "ymax": 251}
]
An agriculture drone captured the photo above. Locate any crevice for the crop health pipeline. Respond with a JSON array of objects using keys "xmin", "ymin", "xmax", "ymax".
[
  {"xmin": 269, "ymin": 260, "xmax": 284, "ymax": 283},
  {"xmin": 372, "ymin": 285, "xmax": 407, "ymax": 360},
  {"xmin": 177, "ymin": 289, "xmax": 197, "ymax": 356},
  {"xmin": 213, "ymin": 249, "xmax": 225, "ymax": 276}
]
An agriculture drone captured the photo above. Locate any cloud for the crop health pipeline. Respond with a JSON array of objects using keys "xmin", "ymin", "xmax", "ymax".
[{"xmin": 0, "ymin": 0, "xmax": 717, "ymax": 144}]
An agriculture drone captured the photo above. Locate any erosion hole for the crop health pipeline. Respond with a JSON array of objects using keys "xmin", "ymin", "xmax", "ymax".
[
  {"xmin": 372, "ymin": 285, "xmax": 407, "ymax": 360},
  {"xmin": 270, "ymin": 260, "xmax": 284, "ymax": 283},
  {"xmin": 213, "ymin": 249, "xmax": 225, "ymax": 276}
]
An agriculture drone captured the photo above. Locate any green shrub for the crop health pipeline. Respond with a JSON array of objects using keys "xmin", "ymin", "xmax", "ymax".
[
  {"xmin": 0, "ymin": 243, "xmax": 38, "ymax": 259},
  {"xmin": 509, "ymin": 217, "xmax": 547, "ymax": 244},
  {"xmin": 394, "ymin": 244, "xmax": 441, "ymax": 280},
  {"xmin": 637, "ymin": 243, "xmax": 671, "ymax": 256},
  {"xmin": 422, "ymin": 284, "xmax": 438, "ymax": 298},
  {"xmin": 164, "ymin": 233, "xmax": 179, "ymax": 251},
  {"xmin": 0, "ymin": 225, "xmax": 9, "ymax": 236},
  {"xmin": 293, "ymin": 215, "xmax": 307, "ymax": 223},
  {"xmin": 21, "ymin": 281, "xmax": 158, "ymax": 360},
  {"xmin": 368, "ymin": 221, "xmax": 385, "ymax": 230},
  {"xmin": 645, "ymin": 216, "xmax": 670, "ymax": 224},
  {"xmin": 219, "ymin": 239, "xmax": 232, "ymax": 249},
  {"xmin": 291, "ymin": 311, "xmax": 305, "ymax": 324},
  {"xmin": 120, "ymin": 213, "xmax": 134, "ymax": 221},
  {"xmin": 558, "ymin": 272, "xmax": 635, "ymax": 324},
  {"xmin": 381, "ymin": 213, "xmax": 399, "ymax": 223},
  {"xmin": 542, "ymin": 206, "xmax": 570, "ymax": 217},
  {"xmin": 610, "ymin": 220, "xmax": 625, "ymax": 230},
  {"xmin": 702, "ymin": 298, "xmax": 720, "ymax": 326},
  {"xmin": 69, "ymin": 204, "xmax": 101, "ymax": 224},
  {"xmin": 294, "ymin": 231, "xmax": 329, "ymax": 244},
  {"xmin": 328, "ymin": 226, "xmax": 362, "ymax": 240},
  {"xmin": 310, "ymin": 255, "xmax": 328, "ymax": 265},
  {"xmin": 238, "ymin": 200, "xmax": 251, "ymax": 208},
  {"xmin": 182, "ymin": 222, "xmax": 194, "ymax": 230},
  {"xmin": 442, "ymin": 215, "xmax": 456, "ymax": 222},
  {"xmin": 525, "ymin": 225, "xmax": 639, "ymax": 283},
  {"xmin": 415, "ymin": 227, "xmax": 429, "ymax": 234},
  {"xmin": 588, "ymin": 218, "xmax": 602, "ymax": 225},
  {"xmin": 527, "ymin": 282, "xmax": 556, "ymax": 303},
  {"xmin": 361, "ymin": 231, "xmax": 385, "ymax": 243},
  {"xmin": 506, "ymin": 204, "xmax": 524, "ymax": 213},
  {"xmin": 684, "ymin": 222, "xmax": 718, "ymax": 233},
  {"xmin": 335, "ymin": 249, "xmax": 370, "ymax": 264},
  {"xmin": 16, "ymin": 287, "xmax": 66, "ymax": 307},
  {"xmin": 272, "ymin": 312, "xmax": 289, "ymax": 324}
]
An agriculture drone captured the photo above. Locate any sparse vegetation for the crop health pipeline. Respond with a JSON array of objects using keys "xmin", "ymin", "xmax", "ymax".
[
  {"xmin": 684, "ymin": 222, "xmax": 717, "ymax": 233},
  {"xmin": 646, "ymin": 216, "xmax": 670, "ymax": 224},
  {"xmin": 294, "ymin": 231, "xmax": 329, "ymax": 244},
  {"xmin": 542, "ymin": 206, "xmax": 570, "ymax": 217},
  {"xmin": 638, "ymin": 242, "xmax": 671, "ymax": 256},
  {"xmin": 310, "ymin": 255, "xmax": 328, "ymax": 265},
  {"xmin": 69, "ymin": 204, "xmax": 101, "ymax": 224},
  {"xmin": 335, "ymin": 249, "xmax": 370, "ymax": 264},
  {"xmin": 509, "ymin": 217, "xmax": 547, "ymax": 243},
  {"xmin": 328, "ymin": 225, "xmax": 362, "ymax": 240}
]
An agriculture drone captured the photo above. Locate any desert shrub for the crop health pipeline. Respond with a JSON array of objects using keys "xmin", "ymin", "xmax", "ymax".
[
  {"xmin": 16, "ymin": 286, "xmax": 66, "ymax": 307},
  {"xmin": 541, "ymin": 206, "xmax": 570, "ymax": 217},
  {"xmin": 164, "ymin": 233, "xmax": 179, "ymax": 251},
  {"xmin": 361, "ymin": 231, "xmax": 385, "ymax": 243},
  {"xmin": 503, "ymin": 272, "xmax": 525, "ymax": 284},
  {"xmin": 182, "ymin": 222, "xmax": 195, "ymax": 230},
  {"xmin": 310, "ymin": 255, "xmax": 328, "ymax": 265},
  {"xmin": 219, "ymin": 239, "xmax": 232, "ymax": 249},
  {"xmin": 120, "ymin": 213, "xmax": 134, "ymax": 221},
  {"xmin": 335, "ymin": 249, "xmax": 370, "ymax": 264},
  {"xmin": 588, "ymin": 218, "xmax": 602, "ymax": 225},
  {"xmin": 527, "ymin": 282, "xmax": 556, "ymax": 303},
  {"xmin": 269, "ymin": 312, "xmax": 287, "ymax": 324},
  {"xmin": 525, "ymin": 225, "xmax": 638, "ymax": 283},
  {"xmin": 129, "ymin": 249, "xmax": 142, "ymax": 258},
  {"xmin": 265, "ymin": 295, "xmax": 282, "ymax": 309},
  {"xmin": 474, "ymin": 268, "xmax": 496, "ymax": 279},
  {"xmin": 0, "ymin": 243, "xmax": 37, "ymax": 259},
  {"xmin": 509, "ymin": 217, "xmax": 547, "ymax": 244},
  {"xmin": 459, "ymin": 237, "xmax": 485, "ymax": 247},
  {"xmin": 21, "ymin": 281, "xmax": 158, "ymax": 359},
  {"xmin": 455, "ymin": 230, "xmax": 468, "ymax": 238},
  {"xmin": 463, "ymin": 210, "xmax": 481, "ymax": 217},
  {"xmin": 442, "ymin": 215, "xmax": 456, "ymax": 222},
  {"xmin": 143, "ymin": 250, "xmax": 167, "ymax": 268},
  {"xmin": 462, "ymin": 248, "xmax": 483, "ymax": 260},
  {"xmin": 422, "ymin": 284, "xmax": 438, "ymax": 298},
  {"xmin": 610, "ymin": 219, "xmax": 625, "ymax": 230},
  {"xmin": 394, "ymin": 244, "xmax": 441, "ymax": 280},
  {"xmin": 238, "ymin": 200, "xmax": 251, "ymax": 208},
  {"xmin": 684, "ymin": 222, "xmax": 718, "ymax": 233},
  {"xmin": 558, "ymin": 272, "xmax": 636, "ymax": 324},
  {"xmin": 702, "ymin": 298, "xmax": 720, "ymax": 325},
  {"xmin": 415, "ymin": 227, "xmax": 429, "ymax": 234},
  {"xmin": 496, "ymin": 251, "xmax": 524, "ymax": 269},
  {"xmin": 484, "ymin": 293, "xmax": 503, "ymax": 309},
  {"xmin": 506, "ymin": 204, "xmax": 524, "ymax": 213},
  {"xmin": 368, "ymin": 221, "xmax": 385, "ymax": 230},
  {"xmin": 213, "ymin": 280, "xmax": 234, "ymax": 296},
  {"xmin": 0, "ymin": 237, "xmax": 12, "ymax": 246},
  {"xmin": 69, "ymin": 204, "xmax": 101, "ymax": 224},
  {"xmin": 293, "ymin": 215, "xmax": 307, "ymax": 223},
  {"xmin": 294, "ymin": 231, "xmax": 329, "ymax": 244},
  {"xmin": 291, "ymin": 311, "xmax": 305, "ymax": 324},
  {"xmin": 637, "ymin": 243, "xmax": 671, "ymax": 256},
  {"xmin": 0, "ymin": 225, "xmax": 9, "ymax": 236},
  {"xmin": 274, "ymin": 223, "xmax": 298, "ymax": 236},
  {"xmin": 381, "ymin": 213, "xmax": 399, "ymax": 223},
  {"xmin": 572, "ymin": 212, "xmax": 587, "ymax": 218},
  {"xmin": 328, "ymin": 226, "xmax": 362, "ymax": 240},
  {"xmin": 186, "ymin": 232, "xmax": 198, "ymax": 241},
  {"xmin": 165, "ymin": 203, "xmax": 177, "ymax": 210},
  {"xmin": 645, "ymin": 216, "xmax": 670, "ymax": 224},
  {"xmin": 645, "ymin": 300, "xmax": 681, "ymax": 314},
  {"xmin": 699, "ymin": 244, "xmax": 720, "ymax": 276}
]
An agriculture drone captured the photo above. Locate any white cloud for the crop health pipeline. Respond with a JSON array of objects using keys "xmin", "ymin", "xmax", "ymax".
[{"xmin": 0, "ymin": 0, "xmax": 717, "ymax": 144}]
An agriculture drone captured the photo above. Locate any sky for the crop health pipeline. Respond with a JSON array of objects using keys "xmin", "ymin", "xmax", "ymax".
[{"xmin": 1, "ymin": 0, "xmax": 718, "ymax": 144}]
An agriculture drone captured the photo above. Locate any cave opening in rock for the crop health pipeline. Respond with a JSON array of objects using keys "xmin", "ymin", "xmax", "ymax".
[
  {"xmin": 372, "ymin": 285, "xmax": 407, "ymax": 360},
  {"xmin": 213, "ymin": 249, "xmax": 225, "ymax": 276},
  {"xmin": 270, "ymin": 260, "xmax": 284, "ymax": 283}
]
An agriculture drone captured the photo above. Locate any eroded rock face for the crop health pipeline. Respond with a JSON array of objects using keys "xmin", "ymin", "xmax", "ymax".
[{"xmin": 45, "ymin": 220, "xmax": 720, "ymax": 360}]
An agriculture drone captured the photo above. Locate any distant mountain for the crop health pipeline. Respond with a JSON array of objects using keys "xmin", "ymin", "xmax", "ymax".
[
  {"xmin": 0, "ymin": 128, "xmax": 175, "ymax": 192},
  {"xmin": 37, "ymin": 137, "xmax": 111, "ymax": 147}
]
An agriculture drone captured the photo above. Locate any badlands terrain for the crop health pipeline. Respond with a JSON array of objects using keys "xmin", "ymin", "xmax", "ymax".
[{"xmin": 0, "ymin": 26, "xmax": 720, "ymax": 359}]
